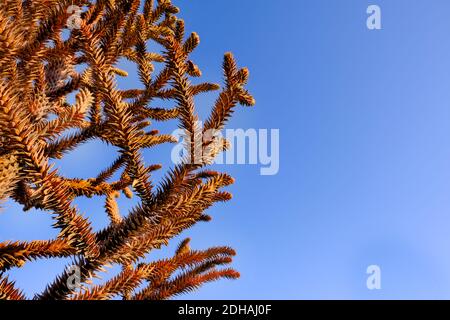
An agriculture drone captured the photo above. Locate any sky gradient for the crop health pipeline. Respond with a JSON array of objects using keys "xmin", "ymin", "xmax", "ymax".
[{"xmin": 3, "ymin": 0, "xmax": 450, "ymax": 299}]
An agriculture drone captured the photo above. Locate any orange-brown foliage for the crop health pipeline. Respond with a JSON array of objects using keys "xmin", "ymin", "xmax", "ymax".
[{"xmin": 0, "ymin": 0, "xmax": 254, "ymax": 300}]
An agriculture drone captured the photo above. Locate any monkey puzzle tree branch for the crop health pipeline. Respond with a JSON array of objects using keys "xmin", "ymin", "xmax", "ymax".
[{"xmin": 0, "ymin": 0, "xmax": 255, "ymax": 300}]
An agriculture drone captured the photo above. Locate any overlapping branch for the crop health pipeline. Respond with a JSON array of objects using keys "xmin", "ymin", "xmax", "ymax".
[{"xmin": 0, "ymin": 0, "xmax": 254, "ymax": 300}]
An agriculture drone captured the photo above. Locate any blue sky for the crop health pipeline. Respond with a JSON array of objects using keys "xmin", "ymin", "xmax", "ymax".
[{"xmin": 4, "ymin": 0, "xmax": 450, "ymax": 299}]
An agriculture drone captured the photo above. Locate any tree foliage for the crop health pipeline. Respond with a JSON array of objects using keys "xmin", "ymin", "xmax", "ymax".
[{"xmin": 0, "ymin": 0, "xmax": 254, "ymax": 300}]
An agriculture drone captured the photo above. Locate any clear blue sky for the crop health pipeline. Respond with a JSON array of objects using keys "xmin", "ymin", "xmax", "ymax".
[{"xmin": 4, "ymin": 0, "xmax": 450, "ymax": 299}]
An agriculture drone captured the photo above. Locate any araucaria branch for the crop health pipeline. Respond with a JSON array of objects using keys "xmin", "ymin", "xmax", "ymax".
[{"xmin": 0, "ymin": 0, "xmax": 254, "ymax": 300}]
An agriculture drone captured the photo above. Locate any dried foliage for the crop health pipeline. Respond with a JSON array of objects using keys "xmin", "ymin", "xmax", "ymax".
[{"xmin": 0, "ymin": 0, "xmax": 254, "ymax": 300}]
